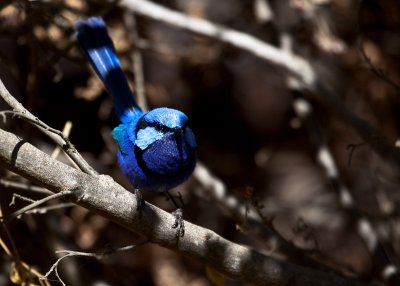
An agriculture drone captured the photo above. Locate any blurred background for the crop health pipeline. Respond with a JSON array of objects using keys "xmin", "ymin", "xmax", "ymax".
[{"xmin": 0, "ymin": 0, "xmax": 400, "ymax": 285}]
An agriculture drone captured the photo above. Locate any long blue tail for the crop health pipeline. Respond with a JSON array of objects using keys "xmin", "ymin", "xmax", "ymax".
[{"xmin": 75, "ymin": 17, "xmax": 142, "ymax": 123}]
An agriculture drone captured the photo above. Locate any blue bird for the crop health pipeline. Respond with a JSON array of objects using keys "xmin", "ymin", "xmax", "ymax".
[{"xmin": 75, "ymin": 17, "xmax": 197, "ymax": 237}]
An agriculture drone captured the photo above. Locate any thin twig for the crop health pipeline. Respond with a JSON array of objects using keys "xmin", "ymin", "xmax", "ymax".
[
  {"xmin": 293, "ymin": 97, "xmax": 400, "ymax": 284},
  {"xmin": 25, "ymin": 202, "xmax": 76, "ymax": 215},
  {"xmin": 193, "ymin": 163, "xmax": 333, "ymax": 272},
  {"xmin": 0, "ymin": 110, "xmax": 75, "ymax": 153},
  {"xmin": 346, "ymin": 142, "xmax": 367, "ymax": 166},
  {"xmin": 0, "ymin": 201, "xmax": 27, "ymax": 284},
  {"xmin": 51, "ymin": 120, "xmax": 72, "ymax": 158},
  {"xmin": 10, "ymin": 193, "xmax": 35, "ymax": 205},
  {"xmin": 1, "ymin": 191, "xmax": 73, "ymax": 224},
  {"xmin": 0, "ymin": 179, "xmax": 53, "ymax": 195},
  {"xmin": 0, "ymin": 198, "xmax": 50, "ymax": 285},
  {"xmin": 0, "ymin": 79, "xmax": 96, "ymax": 175},
  {"xmin": 42, "ymin": 242, "xmax": 148, "ymax": 285},
  {"xmin": 124, "ymin": 13, "xmax": 148, "ymax": 111},
  {"xmin": 358, "ymin": 39, "xmax": 400, "ymax": 92}
]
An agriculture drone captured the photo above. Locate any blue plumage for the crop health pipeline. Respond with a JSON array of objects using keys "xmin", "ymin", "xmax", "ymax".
[
  {"xmin": 75, "ymin": 17, "xmax": 141, "ymax": 123},
  {"xmin": 75, "ymin": 17, "xmax": 197, "ymax": 193}
]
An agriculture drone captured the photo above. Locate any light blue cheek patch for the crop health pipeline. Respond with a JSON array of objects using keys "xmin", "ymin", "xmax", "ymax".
[
  {"xmin": 135, "ymin": 127, "xmax": 164, "ymax": 150},
  {"xmin": 185, "ymin": 128, "xmax": 197, "ymax": 148}
]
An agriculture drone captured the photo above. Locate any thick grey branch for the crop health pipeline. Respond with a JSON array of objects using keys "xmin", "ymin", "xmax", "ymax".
[{"xmin": 0, "ymin": 127, "xmax": 368, "ymax": 286}]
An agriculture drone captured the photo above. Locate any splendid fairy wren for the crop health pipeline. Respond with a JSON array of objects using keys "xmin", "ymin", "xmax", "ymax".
[{"xmin": 75, "ymin": 17, "xmax": 196, "ymax": 237}]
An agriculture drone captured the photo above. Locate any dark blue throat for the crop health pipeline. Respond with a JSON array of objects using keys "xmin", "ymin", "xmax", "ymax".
[{"xmin": 134, "ymin": 130, "xmax": 195, "ymax": 178}]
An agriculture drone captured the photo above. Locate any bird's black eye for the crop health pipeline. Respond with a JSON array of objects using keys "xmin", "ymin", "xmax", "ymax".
[
  {"xmin": 135, "ymin": 114, "xmax": 192, "ymax": 135},
  {"xmin": 135, "ymin": 117, "xmax": 174, "ymax": 135},
  {"xmin": 154, "ymin": 122, "xmax": 172, "ymax": 133}
]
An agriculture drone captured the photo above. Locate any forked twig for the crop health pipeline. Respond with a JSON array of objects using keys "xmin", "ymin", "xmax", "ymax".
[
  {"xmin": 0, "ymin": 79, "xmax": 96, "ymax": 175},
  {"xmin": 41, "ymin": 242, "xmax": 148, "ymax": 285},
  {"xmin": 1, "ymin": 191, "xmax": 73, "ymax": 224}
]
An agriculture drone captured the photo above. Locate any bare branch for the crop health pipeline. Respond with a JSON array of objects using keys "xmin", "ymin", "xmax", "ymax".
[
  {"xmin": 0, "ymin": 80, "xmax": 96, "ymax": 175},
  {"xmin": 121, "ymin": 0, "xmax": 315, "ymax": 87},
  {"xmin": 124, "ymin": 12, "xmax": 148, "ymax": 111},
  {"xmin": 25, "ymin": 202, "xmax": 76, "ymax": 215},
  {"xmin": 0, "ymin": 111, "xmax": 75, "ymax": 150},
  {"xmin": 1, "ymin": 191, "xmax": 73, "ymax": 224},
  {"xmin": 0, "ymin": 123, "xmax": 368, "ymax": 285},
  {"xmin": 0, "ymin": 178, "xmax": 53, "ymax": 195},
  {"xmin": 9, "ymin": 193, "xmax": 35, "ymax": 205},
  {"xmin": 42, "ymin": 243, "xmax": 147, "ymax": 285}
]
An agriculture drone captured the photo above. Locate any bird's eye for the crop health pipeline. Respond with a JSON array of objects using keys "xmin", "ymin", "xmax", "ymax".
[{"xmin": 154, "ymin": 122, "xmax": 170, "ymax": 132}]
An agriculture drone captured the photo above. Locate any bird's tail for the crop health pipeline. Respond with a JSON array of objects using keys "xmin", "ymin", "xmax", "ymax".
[{"xmin": 75, "ymin": 17, "xmax": 142, "ymax": 123}]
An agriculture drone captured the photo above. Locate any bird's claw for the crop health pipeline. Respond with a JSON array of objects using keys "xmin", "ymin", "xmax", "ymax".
[{"xmin": 172, "ymin": 208, "xmax": 185, "ymax": 238}]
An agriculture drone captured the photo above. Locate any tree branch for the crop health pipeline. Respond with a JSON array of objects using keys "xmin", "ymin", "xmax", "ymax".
[
  {"xmin": 0, "ymin": 127, "xmax": 368, "ymax": 286},
  {"xmin": 0, "ymin": 80, "xmax": 96, "ymax": 175},
  {"xmin": 121, "ymin": 0, "xmax": 315, "ymax": 87}
]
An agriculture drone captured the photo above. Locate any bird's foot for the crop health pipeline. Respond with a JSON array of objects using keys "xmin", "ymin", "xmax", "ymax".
[
  {"xmin": 172, "ymin": 208, "xmax": 185, "ymax": 238},
  {"xmin": 135, "ymin": 189, "xmax": 145, "ymax": 217}
]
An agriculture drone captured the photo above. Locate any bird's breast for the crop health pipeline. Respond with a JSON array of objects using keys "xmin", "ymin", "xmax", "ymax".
[{"xmin": 136, "ymin": 131, "xmax": 195, "ymax": 176}]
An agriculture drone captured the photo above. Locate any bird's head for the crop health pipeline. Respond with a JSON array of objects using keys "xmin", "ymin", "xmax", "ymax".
[
  {"xmin": 134, "ymin": 107, "xmax": 197, "ymax": 151},
  {"xmin": 129, "ymin": 108, "xmax": 196, "ymax": 190}
]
